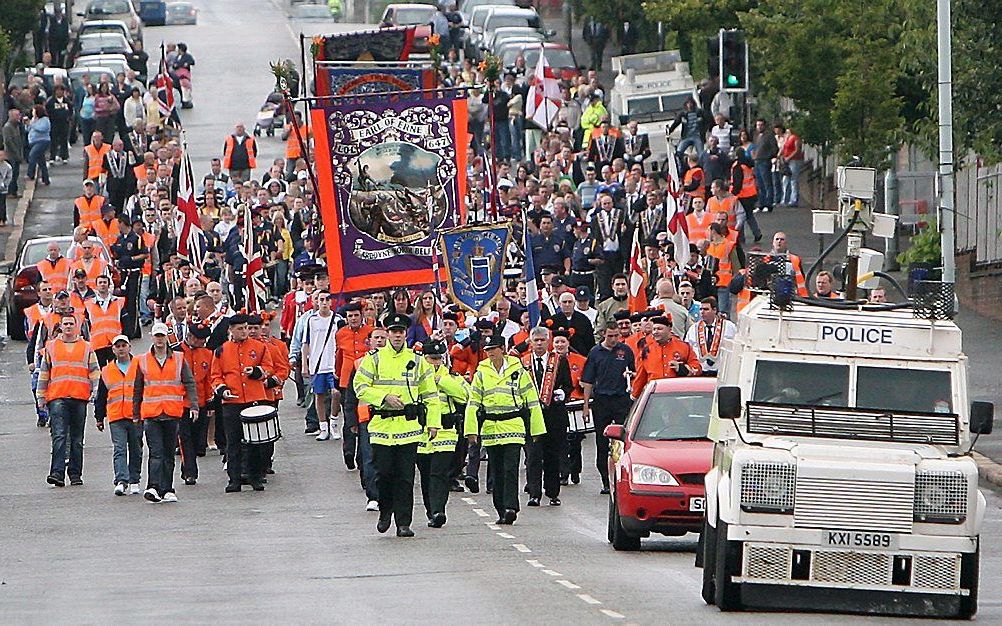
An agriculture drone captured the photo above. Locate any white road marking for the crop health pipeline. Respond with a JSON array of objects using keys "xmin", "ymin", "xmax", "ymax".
[
  {"xmin": 486, "ymin": 524, "xmax": 501, "ymax": 530},
  {"xmin": 472, "ymin": 508, "xmax": 489, "ymax": 517},
  {"xmin": 525, "ymin": 559, "xmax": 544, "ymax": 568},
  {"xmin": 513, "ymin": 544, "xmax": 531, "ymax": 553},
  {"xmin": 556, "ymin": 580, "xmax": 581, "ymax": 590},
  {"xmin": 577, "ymin": 594, "xmax": 601, "ymax": 605},
  {"xmin": 462, "ymin": 497, "xmax": 477, "ymax": 505},
  {"xmin": 497, "ymin": 532, "xmax": 516, "ymax": 539},
  {"xmin": 541, "ymin": 569, "xmax": 562, "ymax": 576},
  {"xmin": 600, "ymin": 609, "xmax": 625, "ymax": 619}
]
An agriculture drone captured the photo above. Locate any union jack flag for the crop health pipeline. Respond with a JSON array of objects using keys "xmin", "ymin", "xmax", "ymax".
[
  {"xmin": 242, "ymin": 204, "xmax": 267, "ymax": 313},
  {"xmin": 156, "ymin": 43, "xmax": 178, "ymax": 127},
  {"xmin": 175, "ymin": 134, "xmax": 207, "ymax": 269}
]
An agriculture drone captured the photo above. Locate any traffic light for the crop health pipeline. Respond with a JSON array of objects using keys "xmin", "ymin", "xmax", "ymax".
[{"xmin": 719, "ymin": 29, "xmax": 748, "ymax": 92}]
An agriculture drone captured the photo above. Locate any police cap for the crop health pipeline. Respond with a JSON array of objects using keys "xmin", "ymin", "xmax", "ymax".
[
  {"xmin": 423, "ymin": 340, "xmax": 447, "ymax": 356},
  {"xmin": 385, "ymin": 313, "xmax": 411, "ymax": 331},
  {"xmin": 483, "ymin": 334, "xmax": 505, "ymax": 350}
]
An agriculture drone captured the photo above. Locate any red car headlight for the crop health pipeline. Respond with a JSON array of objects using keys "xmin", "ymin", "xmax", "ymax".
[{"xmin": 631, "ymin": 464, "xmax": 679, "ymax": 486}]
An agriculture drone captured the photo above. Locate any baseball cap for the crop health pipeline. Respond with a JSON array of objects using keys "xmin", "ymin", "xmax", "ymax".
[
  {"xmin": 151, "ymin": 322, "xmax": 169, "ymax": 336},
  {"xmin": 111, "ymin": 334, "xmax": 130, "ymax": 345},
  {"xmin": 74, "ymin": 268, "xmax": 87, "ymax": 278}
]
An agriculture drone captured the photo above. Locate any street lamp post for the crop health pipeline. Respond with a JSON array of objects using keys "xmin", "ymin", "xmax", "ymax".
[{"xmin": 937, "ymin": 0, "xmax": 955, "ymax": 283}]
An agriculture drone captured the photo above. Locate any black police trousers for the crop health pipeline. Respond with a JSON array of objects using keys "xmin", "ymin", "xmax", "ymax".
[
  {"xmin": 488, "ymin": 443, "xmax": 522, "ymax": 516},
  {"xmin": 417, "ymin": 450, "xmax": 452, "ymax": 519},
  {"xmin": 372, "ymin": 442, "xmax": 418, "ymax": 527}
]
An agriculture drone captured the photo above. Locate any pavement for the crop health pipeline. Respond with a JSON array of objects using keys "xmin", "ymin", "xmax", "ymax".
[{"xmin": 1, "ymin": 0, "xmax": 1002, "ymax": 622}]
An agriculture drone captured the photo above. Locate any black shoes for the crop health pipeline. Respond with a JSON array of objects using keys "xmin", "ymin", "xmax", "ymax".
[
  {"xmin": 344, "ymin": 454, "xmax": 356, "ymax": 470},
  {"xmin": 600, "ymin": 487, "xmax": 610, "ymax": 495},
  {"xmin": 69, "ymin": 477, "xmax": 83, "ymax": 486},
  {"xmin": 527, "ymin": 497, "xmax": 540, "ymax": 507},
  {"xmin": 184, "ymin": 477, "xmax": 196, "ymax": 486},
  {"xmin": 502, "ymin": 509, "xmax": 517, "ymax": 525},
  {"xmin": 571, "ymin": 473, "xmax": 580, "ymax": 484},
  {"xmin": 560, "ymin": 476, "xmax": 569, "ymax": 486},
  {"xmin": 37, "ymin": 417, "xmax": 48, "ymax": 428},
  {"xmin": 464, "ymin": 475, "xmax": 479, "ymax": 493},
  {"xmin": 305, "ymin": 426, "xmax": 320, "ymax": 435},
  {"xmin": 225, "ymin": 482, "xmax": 241, "ymax": 493},
  {"xmin": 266, "ymin": 467, "xmax": 275, "ymax": 475},
  {"xmin": 250, "ymin": 480, "xmax": 265, "ymax": 491},
  {"xmin": 449, "ymin": 481, "xmax": 464, "ymax": 492},
  {"xmin": 46, "ymin": 474, "xmax": 64, "ymax": 487},
  {"xmin": 396, "ymin": 526, "xmax": 415, "ymax": 537},
  {"xmin": 428, "ymin": 512, "xmax": 447, "ymax": 528},
  {"xmin": 377, "ymin": 515, "xmax": 392, "ymax": 534},
  {"xmin": 549, "ymin": 497, "xmax": 561, "ymax": 506}
]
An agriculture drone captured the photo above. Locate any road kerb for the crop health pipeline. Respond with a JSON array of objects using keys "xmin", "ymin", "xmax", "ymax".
[
  {"xmin": 973, "ymin": 451, "xmax": 1002, "ymax": 489},
  {"xmin": 4, "ymin": 180, "xmax": 37, "ymax": 263}
]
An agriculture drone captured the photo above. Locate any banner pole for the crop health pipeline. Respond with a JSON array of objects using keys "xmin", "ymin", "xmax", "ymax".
[{"xmin": 488, "ymin": 85, "xmax": 499, "ymax": 220}]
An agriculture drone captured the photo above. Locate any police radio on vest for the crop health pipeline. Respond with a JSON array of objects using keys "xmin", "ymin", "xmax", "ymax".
[{"xmin": 819, "ymin": 324, "xmax": 892, "ymax": 345}]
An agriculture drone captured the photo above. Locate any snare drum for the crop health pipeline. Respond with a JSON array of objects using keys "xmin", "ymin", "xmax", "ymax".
[
  {"xmin": 240, "ymin": 405, "xmax": 282, "ymax": 445},
  {"xmin": 566, "ymin": 400, "xmax": 594, "ymax": 434}
]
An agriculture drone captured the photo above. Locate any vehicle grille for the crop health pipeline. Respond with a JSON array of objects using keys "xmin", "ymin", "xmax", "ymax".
[
  {"xmin": 745, "ymin": 402, "xmax": 959, "ymax": 446},
  {"xmin": 742, "ymin": 544, "xmax": 962, "ymax": 592},
  {"xmin": 794, "ymin": 477, "xmax": 914, "ymax": 532},
  {"xmin": 676, "ymin": 472, "xmax": 705, "ymax": 485}
]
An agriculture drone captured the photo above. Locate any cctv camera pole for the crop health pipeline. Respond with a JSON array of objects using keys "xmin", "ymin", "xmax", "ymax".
[{"xmin": 937, "ymin": 0, "xmax": 956, "ymax": 283}]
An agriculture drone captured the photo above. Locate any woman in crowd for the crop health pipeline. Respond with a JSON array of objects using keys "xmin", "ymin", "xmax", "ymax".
[
  {"xmin": 407, "ymin": 289, "xmax": 441, "ymax": 347},
  {"xmin": 26, "ymin": 104, "xmax": 51, "ymax": 186},
  {"xmin": 93, "ymin": 82, "xmax": 121, "ymax": 141}
]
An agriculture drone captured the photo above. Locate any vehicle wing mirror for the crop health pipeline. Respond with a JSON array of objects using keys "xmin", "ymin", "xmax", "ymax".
[
  {"xmin": 971, "ymin": 401, "xmax": 994, "ymax": 435},
  {"xmin": 0, "ymin": 261, "xmax": 13, "ymax": 275},
  {"xmin": 718, "ymin": 386, "xmax": 742, "ymax": 420},
  {"xmin": 604, "ymin": 424, "xmax": 626, "ymax": 441},
  {"xmin": 543, "ymin": 28, "xmax": 556, "ymax": 38}
]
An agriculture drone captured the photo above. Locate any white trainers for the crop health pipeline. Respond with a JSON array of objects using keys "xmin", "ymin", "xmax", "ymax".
[
  {"xmin": 143, "ymin": 488, "xmax": 162, "ymax": 503},
  {"xmin": 316, "ymin": 423, "xmax": 331, "ymax": 441},
  {"xmin": 331, "ymin": 427, "xmax": 342, "ymax": 441},
  {"xmin": 161, "ymin": 492, "xmax": 178, "ymax": 503},
  {"xmin": 129, "ymin": 483, "xmax": 140, "ymax": 495},
  {"xmin": 114, "ymin": 483, "xmax": 126, "ymax": 496},
  {"xmin": 366, "ymin": 500, "xmax": 379, "ymax": 511}
]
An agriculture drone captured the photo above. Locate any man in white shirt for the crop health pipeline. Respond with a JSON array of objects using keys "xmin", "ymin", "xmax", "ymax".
[
  {"xmin": 303, "ymin": 290, "xmax": 341, "ymax": 441},
  {"xmin": 491, "ymin": 298, "xmax": 520, "ymax": 342},
  {"xmin": 684, "ymin": 296, "xmax": 736, "ymax": 376},
  {"xmin": 573, "ymin": 286, "xmax": 597, "ymax": 325}
]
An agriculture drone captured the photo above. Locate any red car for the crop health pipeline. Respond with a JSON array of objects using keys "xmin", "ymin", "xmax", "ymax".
[{"xmin": 605, "ymin": 377, "xmax": 716, "ymax": 551}]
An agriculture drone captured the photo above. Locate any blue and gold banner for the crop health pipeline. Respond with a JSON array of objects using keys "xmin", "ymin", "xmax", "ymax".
[{"xmin": 440, "ymin": 223, "xmax": 512, "ymax": 315}]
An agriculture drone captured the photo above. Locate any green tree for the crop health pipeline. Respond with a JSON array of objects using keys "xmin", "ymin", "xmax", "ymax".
[
  {"xmin": 642, "ymin": 0, "xmax": 754, "ymax": 69},
  {"xmin": 0, "ymin": 0, "xmax": 45, "ymax": 71}
]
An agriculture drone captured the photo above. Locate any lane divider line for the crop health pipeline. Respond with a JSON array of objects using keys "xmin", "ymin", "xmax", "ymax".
[
  {"xmin": 600, "ymin": 609, "xmax": 625, "ymax": 619},
  {"xmin": 557, "ymin": 580, "xmax": 581, "ymax": 590},
  {"xmin": 577, "ymin": 594, "xmax": 601, "ymax": 605},
  {"xmin": 497, "ymin": 532, "xmax": 516, "ymax": 539},
  {"xmin": 541, "ymin": 569, "xmax": 562, "ymax": 576},
  {"xmin": 462, "ymin": 497, "xmax": 477, "ymax": 504},
  {"xmin": 513, "ymin": 544, "xmax": 531, "ymax": 553},
  {"xmin": 525, "ymin": 559, "xmax": 544, "ymax": 568}
]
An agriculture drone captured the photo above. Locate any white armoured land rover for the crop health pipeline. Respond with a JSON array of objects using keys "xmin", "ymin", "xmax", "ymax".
[{"xmin": 700, "ymin": 296, "xmax": 994, "ymax": 618}]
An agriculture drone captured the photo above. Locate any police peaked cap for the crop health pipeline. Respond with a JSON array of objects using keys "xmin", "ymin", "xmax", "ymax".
[
  {"xmin": 385, "ymin": 313, "xmax": 411, "ymax": 330},
  {"xmin": 423, "ymin": 340, "xmax": 448, "ymax": 356},
  {"xmin": 483, "ymin": 334, "xmax": 506, "ymax": 349}
]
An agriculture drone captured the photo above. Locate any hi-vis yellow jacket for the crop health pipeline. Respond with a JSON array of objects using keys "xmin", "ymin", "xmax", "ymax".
[
  {"xmin": 354, "ymin": 345, "xmax": 441, "ymax": 446},
  {"xmin": 464, "ymin": 355, "xmax": 545, "ymax": 447},
  {"xmin": 419, "ymin": 362, "xmax": 468, "ymax": 454}
]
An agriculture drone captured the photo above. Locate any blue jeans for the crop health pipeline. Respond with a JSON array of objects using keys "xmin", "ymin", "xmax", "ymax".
[
  {"xmin": 509, "ymin": 117, "xmax": 524, "ymax": 162},
  {"xmin": 110, "ymin": 419, "xmax": 143, "ymax": 485},
  {"xmin": 358, "ymin": 421, "xmax": 378, "ymax": 501},
  {"xmin": 754, "ymin": 161, "xmax": 772, "ymax": 208},
  {"xmin": 27, "ymin": 140, "xmax": 50, "ymax": 183},
  {"xmin": 784, "ymin": 159, "xmax": 803, "ymax": 207},
  {"xmin": 676, "ymin": 135, "xmax": 704, "ymax": 157},
  {"xmin": 772, "ymin": 170, "xmax": 784, "ymax": 206},
  {"xmin": 145, "ymin": 418, "xmax": 179, "ymax": 496},
  {"xmin": 139, "ymin": 275, "xmax": 152, "ymax": 320},
  {"xmin": 493, "ymin": 121, "xmax": 511, "ymax": 162},
  {"xmin": 31, "ymin": 369, "xmax": 48, "ymax": 420},
  {"xmin": 49, "ymin": 398, "xmax": 87, "ymax": 480},
  {"xmin": 717, "ymin": 287, "xmax": 733, "ymax": 321}
]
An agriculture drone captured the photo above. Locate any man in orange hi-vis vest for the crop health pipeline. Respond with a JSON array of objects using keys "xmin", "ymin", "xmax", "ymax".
[
  {"xmin": 84, "ymin": 274, "xmax": 124, "ymax": 366},
  {"xmin": 131, "ymin": 322, "xmax": 198, "ymax": 503},
  {"xmin": 36, "ymin": 313, "xmax": 100, "ymax": 488},
  {"xmin": 94, "ymin": 334, "xmax": 143, "ymax": 496}
]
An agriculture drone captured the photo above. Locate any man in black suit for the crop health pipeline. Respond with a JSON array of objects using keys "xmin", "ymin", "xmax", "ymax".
[
  {"xmin": 582, "ymin": 17, "xmax": 610, "ymax": 71},
  {"xmin": 619, "ymin": 21, "xmax": 640, "ymax": 56},
  {"xmin": 524, "ymin": 326, "xmax": 575, "ymax": 506},
  {"xmin": 587, "ymin": 119, "xmax": 624, "ymax": 171},
  {"xmin": 622, "ymin": 120, "xmax": 651, "ymax": 171},
  {"xmin": 545, "ymin": 291, "xmax": 596, "ymax": 357}
]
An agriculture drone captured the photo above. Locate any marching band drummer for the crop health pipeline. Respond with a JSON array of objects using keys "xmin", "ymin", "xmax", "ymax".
[
  {"xmin": 210, "ymin": 313, "xmax": 275, "ymax": 494},
  {"xmin": 684, "ymin": 296, "xmax": 736, "ymax": 377},
  {"xmin": 417, "ymin": 340, "xmax": 468, "ymax": 529}
]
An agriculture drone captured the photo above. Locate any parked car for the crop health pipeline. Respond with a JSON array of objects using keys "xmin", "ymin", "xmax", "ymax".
[
  {"xmin": 3, "ymin": 236, "xmax": 119, "ymax": 341},
  {"xmin": 605, "ymin": 377, "xmax": 716, "ymax": 551},
  {"xmin": 73, "ymin": 54, "xmax": 132, "ymax": 79},
  {"xmin": 379, "ymin": 4, "xmax": 436, "ymax": 56},
  {"xmin": 70, "ymin": 32, "xmax": 132, "ymax": 65},
  {"xmin": 78, "ymin": 0, "xmax": 143, "ymax": 41},
  {"xmin": 139, "ymin": 0, "xmax": 168, "ymax": 25},
  {"xmin": 75, "ymin": 19, "xmax": 135, "ymax": 45},
  {"xmin": 507, "ymin": 43, "xmax": 579, "ymax": 81},
  {"xmin": 165, "ymin": 1, "xmax": 198, "ymax": 24},
  {"xmin": 481, "ymin": 7, "xmax": 547, "ymax": 51},
  {"xmin": 489, "ymin": 26, "xmax": 543, "ymax": 50},
  {"xmin": 465, "ymin": 3, "xmax": 503, "ymax": 58}
]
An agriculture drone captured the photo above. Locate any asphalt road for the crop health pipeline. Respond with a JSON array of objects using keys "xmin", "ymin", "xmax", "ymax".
[{"xmin": 2, "ymin": 0, "xmax": 1002, "ymax": 622}]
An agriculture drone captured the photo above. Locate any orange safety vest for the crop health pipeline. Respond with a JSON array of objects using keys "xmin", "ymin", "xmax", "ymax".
[
  {"xmin": 84, "ymin": 144, "xmax": 111, "ymax": 180},
  {"xmin": 285, "ymin": 123, "xmax": 309, "ymax": 159},
  {"xmin": 44, "ymin": 339, "xmax": 94, "ymax": 401},
  {"xmin": 707, "ymin": 239, "xmax": 735, "ymax": 288},
  {"xmin": 685, "ymin": 211, "xmax": 714, "ymax": 243},
  {"xmin": 734, "ymin": 163, "xmax": 757, "ymax": 199},
  {"xmin": 134, "ymin": 163, "xmax": 152, "ymax": 185},
  {"xmin": 683, "ymin": 166, "xmax": 705, "ymax": 200},
  {"xmin": 84, "ymin": 297, "xmax": 123, "ymax": 350},
  {"xmin": 93, "ymin": 218, "xmax": 120, "ymax": 249},
  {"xmin": 707, "ymin": 195, "xmax": 739, "ymax": 230},
  {"xmin": 140, "ymin": 231, "xmax": 155, "ymax": 276},
  {"xmin": 75, "ymin": 195, "xmax": 106, "ymax": 230},
  {"xmin": 223, "ymin": 135, "xmax": 256, "ymax": 170},
  {"xmin": 24, "ymin": 303, "xmax": 51, "ymax": 339},
  {"xmin": 69, "ymin": 256, "xmax": 109, "ymax": 290},
  {"xmin": 789, "ymin": 253, "xmax": 809, "ymax": 297},
  {"xmin": 136, "ymin": 351, "xmax": 186, "ymax": 419},
  {"xmin": 100, "ymin": 360, "xmax": 135, "ymax": 421},
  {"xmin": 36, "ymin": 256, "xmax": 71, "ymax": 292}
]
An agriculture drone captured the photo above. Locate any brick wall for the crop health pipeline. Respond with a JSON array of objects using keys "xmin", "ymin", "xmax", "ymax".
[{"xmin": 956, "ymin": 251, "xmax": 1002, "ymax": 321}]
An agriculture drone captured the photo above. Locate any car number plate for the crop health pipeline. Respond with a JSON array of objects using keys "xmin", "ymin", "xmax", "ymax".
[
  {"xmin": 689, "ymin": 497, "xmax": 705, "ymax": 512},
  {"xmin": 823, "ymin": 530, "xmax": 897, "ymax": 550}
]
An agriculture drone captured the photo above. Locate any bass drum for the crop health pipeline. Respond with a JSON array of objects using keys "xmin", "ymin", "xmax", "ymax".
[{"xmin": 240, "ymin": 404, "xmax": 282, "ymax": 445}]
